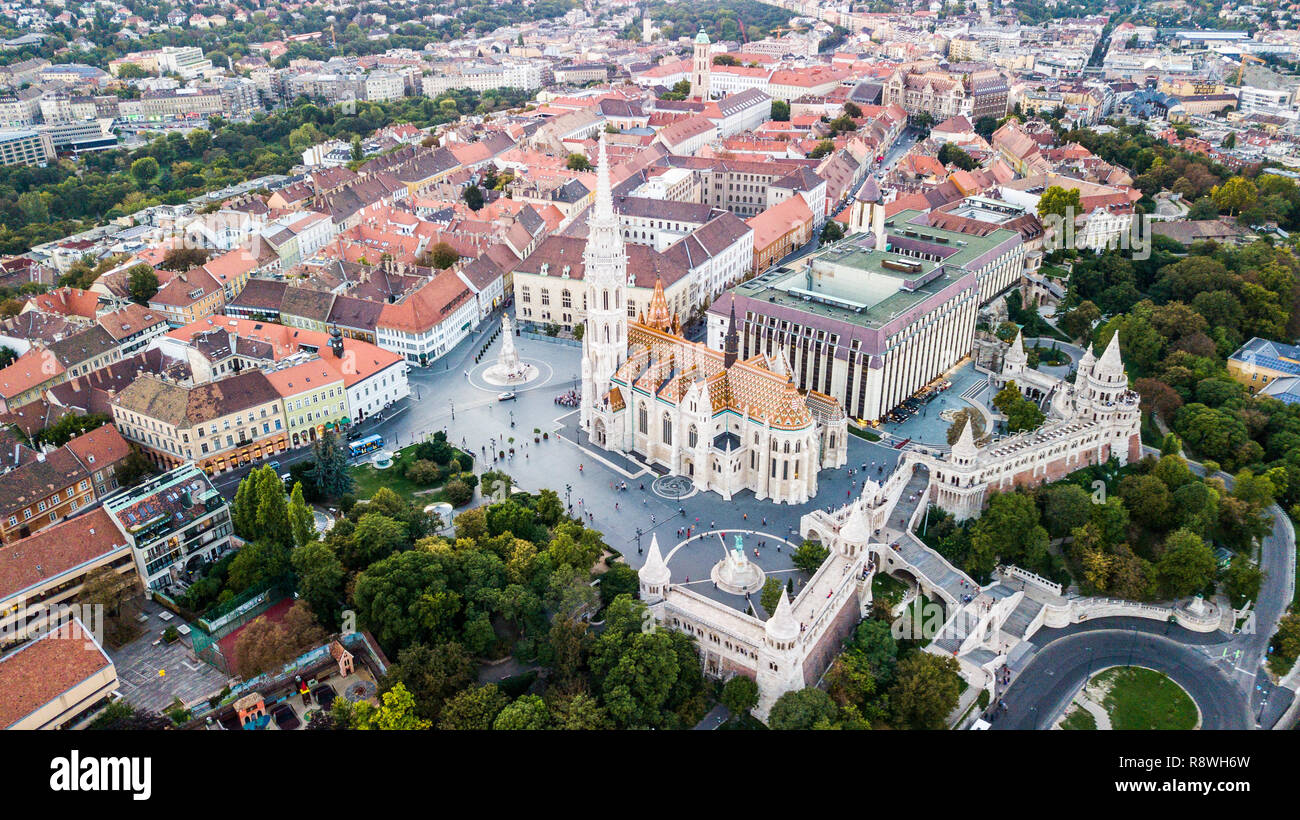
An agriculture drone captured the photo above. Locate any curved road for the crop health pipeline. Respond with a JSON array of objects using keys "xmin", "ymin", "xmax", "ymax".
[
  {"xmin": 991, "ymin": 627, "xmax": 1250, "ymax": 730},
  {"xmin": 986, "ymin": 447, "xmax": 1296, "ymax": 730}
]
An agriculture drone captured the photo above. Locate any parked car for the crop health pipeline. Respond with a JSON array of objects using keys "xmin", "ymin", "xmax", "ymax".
[{"xmin": 270, "ymin": 703, "xmax": 300, "ymax": 731}]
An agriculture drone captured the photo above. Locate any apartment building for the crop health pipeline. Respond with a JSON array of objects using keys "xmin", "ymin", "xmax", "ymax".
[
  {"xmin": 266, "ymin": 359, "xmax": 348, "ymax": 448},
  {"xmin": 103, "ymin": 464, "xmax": 234, "ymax": 590},
  {"xmin": 111, "ymin": 370, "xmax": 288, "ymax": 476},
  {"xmin": 0, "ymin": 129, "xmax": 55, "ymax": 167},
  {"xmin": 0, "ymin": 425, "xmax": 131, "ymax": 545}
]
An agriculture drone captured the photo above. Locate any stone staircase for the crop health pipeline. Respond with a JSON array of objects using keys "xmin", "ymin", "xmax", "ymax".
[{"xmin": 1001, "ymin": 594, "xmax": 1044, "ymax": 640}]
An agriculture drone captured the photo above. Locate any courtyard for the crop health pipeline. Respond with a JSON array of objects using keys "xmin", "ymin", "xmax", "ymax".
[
  {"xmin": 105, "ymin": 598, "xmax": 230, "ymax": 715},
  {"xmin": 362, "ymin": 329, "xmax": 911, "ymax": 618}
]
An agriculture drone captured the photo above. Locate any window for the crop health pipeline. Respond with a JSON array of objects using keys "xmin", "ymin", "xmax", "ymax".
[
  {"xmin": 638, "ymin": 403, "xmax": 648, "ymax": 434},
  {"xmin": 662, "ymin": 413, "xmax": 672, "ymax": 445}
]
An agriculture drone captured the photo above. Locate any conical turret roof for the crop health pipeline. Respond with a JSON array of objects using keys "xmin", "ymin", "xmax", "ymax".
[
  {"xmin": 766, "ymin": 590, "xmax": 799, "ymax": 642},
  {"xmin": 1005, "ymin": 329, "xmax": 1027, "ymax": 364},
  {"xmin": 840, "ymin": 499, "xmax": 872, "ymax": 544},
  {"xmin": 641, "ymin": 534, "xmax": 670, "ymax": 586},
  {"xmin": 952, "ymin": 416, "xmax": 979, "ymax": 460},
  {"xmin": 1097, "ymin": 330, "xmax": 1123, "ymax": 374}
]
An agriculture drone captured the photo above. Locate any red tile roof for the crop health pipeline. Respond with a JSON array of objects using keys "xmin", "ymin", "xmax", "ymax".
[{"xmin": 0, "ymin": 617, "xmax": 114, "ymax": 728}]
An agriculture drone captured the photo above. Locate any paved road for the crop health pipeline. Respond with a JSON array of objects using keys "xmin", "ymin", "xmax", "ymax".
[
  {"xmin": 992, "ymin": 449, "xmax": 1297, "ymax": 730},
  {"xmin": 991, "ymin": 625, "xmax": 1251, "ymax": 730}
]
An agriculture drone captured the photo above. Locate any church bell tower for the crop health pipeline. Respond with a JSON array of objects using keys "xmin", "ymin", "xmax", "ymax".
[{"xmin": 580, "ymin": 133, "xmax": 629, "ymax": 433}]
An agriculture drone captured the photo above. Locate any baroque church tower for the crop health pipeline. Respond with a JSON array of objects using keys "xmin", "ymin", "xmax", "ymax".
[
  {"xmin": 691, "ymin": 26, "xmax": 712, "ymax": 100},
  {"xmin": 580, "ymin": 133, "xmax": 629, "ymax": 433}
]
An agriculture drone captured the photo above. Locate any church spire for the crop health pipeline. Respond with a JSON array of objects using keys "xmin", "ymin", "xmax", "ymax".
[
  {"xmin": 723, "ymin": 295, "xmax": 740, "ymax": 368},
  {"xmin": 646, "ymin": 276, "xmax": 672, "ymax": 331},
  {"xmin": 593, "ymin": 131, "xmax": 615, "ymax": 224}
]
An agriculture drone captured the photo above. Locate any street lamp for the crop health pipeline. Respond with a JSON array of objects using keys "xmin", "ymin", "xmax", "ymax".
[{"xmin": 565, "ymin": 482, "xmax": 572, "ymax": 512}]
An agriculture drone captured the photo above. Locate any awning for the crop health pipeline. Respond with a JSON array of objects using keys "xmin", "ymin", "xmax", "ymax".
[{"xmin": 339, "ymin": 417, "xmax": 351, "ymax": 426}]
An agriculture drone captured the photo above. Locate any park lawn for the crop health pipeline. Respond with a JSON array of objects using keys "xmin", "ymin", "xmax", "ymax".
[
  {"xmin": 1096, "ymin": 667, "xmax": 1198, "ymax": 730},
  {"xmin": 349, "ymin": 462, "xmax": 429, "ymax": 502},
  {"xmin": 348, "ymin": 442, "xmax": 464, "ymax": 503},
  {"xmin": 1059, "ymin": 704, "xmax": 1097, "ymax": 730}
]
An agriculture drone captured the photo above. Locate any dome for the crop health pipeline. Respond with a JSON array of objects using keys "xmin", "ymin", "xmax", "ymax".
[{"xmin": 695, "ymin": 27, "xmax": 711, "ymax": 45}]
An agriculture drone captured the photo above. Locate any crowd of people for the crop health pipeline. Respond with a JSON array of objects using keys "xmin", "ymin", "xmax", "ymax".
[{"xmin": 555, "ymin": 389, "xmax": 581, "ymax": 407}]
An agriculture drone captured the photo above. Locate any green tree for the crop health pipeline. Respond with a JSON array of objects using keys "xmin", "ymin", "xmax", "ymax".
[
  {"xmin": 551, "ymin": 692, "xmax": 610, "ymax": 729},
  {"xmin": 938, "ymin": 143, "xmax": 977, "ymax": 170},
  {"xmin": 130, "ymin": 156, "xmax": 160, "ymax": 187},
  {"xmin": 438, "ymin": 684, "xmax": 508, "ymax": 729},
  {"xmin": 969, "ymin": 491, "xmax": 1049, "ymax": 577},
  {"xmin": 887, "ymin": 652, "xmax": 962, "ymax": 729},
  {"xmin": 1041, "ymin": 483, "xmax": 1093, "ymax": 538},
  {"xmin": 493, "ymin": 694, "xmax": 551, "ymax": 729},
  {"xmin": 598, "ymin": 563, "xmax": 639, "ymax": 608},
  {"xmin": 1037, "ymin": 185, "xmax": 1081, "ymax": 220},
  {"xmin": 254, "ymin": 466, "xmax": 293, "ymax": 549},
  {"xmin": 309, "ymin": 431, "xmax": 354, "ymax": 498},
  {"xmin": 349, "ymin": 512, "xmax": 409, "ymax": 567},
  {"xmin": 227, "ymin": 539, "xmax": 291, "ymax": 592},
  {"xmin": 768, "ymin": 687, "xmax": 837, "ymax": 729},
  {"xmin": 422, "ymin": 241, "xmax": 460, "ymax": 270},
  {"xmin": 760, "ymin": 576, "xmax": 783, "ymax": 614},
  {"xmin": 721, "ymin": 675, "xmax": 759, "ymax": 717},
  {"xmin": 791, "ymin": 540, "xmax": 830, "ymax": 573},
  {"xmin": 359, "ymin": 682, "xmax": 432, "ymax": 730},
  {"xmin": 127, "ymin": 264, "xmax": 159, "ymax": 304},
  {"xmin": 290, "ymin": 541, "xmax": 346, "ymax": 628},
  {"xmin": 566, "ymin": 153, "xmax": 592, "ymax": 171},
  {"xmin": 1060, "ymin": 300, "xmax": 1101, "ymax": 341},
  {"xmin": 1212, "ymin": 176, "xmax": 1257, "ymax": 217},
  {"xmin": 771, "ymin": 99, "xmax": 790, "ymax": 121},
  {"xmin": 383, "ymin": 641, "xmax": 476, "ymax": 723},
  {"xmin": 1155, "ymin": 528, "xmax": 1216, "ymax": 598},
  {"xmin": 820, "ymin": 220, "xmax": 845, "ymax": 243},
  {"xmin": 288, "ymin": 481, "xmax": 316, "ymax": 548},
  {"xmin": 462, "ymin": 184, "xmax": 484, "ymax": 211},
  {"xmin": 1223, "ymin": 555, "xmax": 1263, "ymax": 608},
  {"xmin": 994, "ymin": 382, "xmax": 1046, "ymax": 433}
]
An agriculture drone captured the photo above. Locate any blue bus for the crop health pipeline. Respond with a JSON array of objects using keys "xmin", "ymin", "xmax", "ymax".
[{"xmin": 348, "ymin": 435, "xmax": 384, "ymax": 457}]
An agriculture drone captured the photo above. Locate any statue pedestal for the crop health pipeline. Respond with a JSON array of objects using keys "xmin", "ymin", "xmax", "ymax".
[{"xmin": 711, "ymin": 548, "xmax": 764, "ymax": 595}]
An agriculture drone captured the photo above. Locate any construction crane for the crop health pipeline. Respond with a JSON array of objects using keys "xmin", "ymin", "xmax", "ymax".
[{"xmin": 1234, "ymin": 53, "xmax": 1263, "ymax": 87}]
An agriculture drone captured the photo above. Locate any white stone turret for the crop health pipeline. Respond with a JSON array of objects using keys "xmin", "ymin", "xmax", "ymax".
[
  {"xmin": 1094, "ymin": 331, "xmax": 1125, "ymax": 385},
  {"xmin": 755, "ymin": 590, "xmax": 805, "ymax": 720},
  {"xmin": 764, "ymin": 591, "xmax": 799, "ymax": 645},
  {"xmin": 639, "ymin": 534, "xmax": 671, "ymax": 603},
  {"xmin": 839, "ymin": 498, "xmax": 872, "ymax": 556},
  {"xmin": 1004, "ymin": 329, "xmax": 1027, "ymax": 377},
  {"xmin": 951, "ymin": 416, "xmax": 978, "ymax": 466}
]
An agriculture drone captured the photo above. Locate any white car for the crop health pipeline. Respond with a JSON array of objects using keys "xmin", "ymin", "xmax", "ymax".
[{"xmin": 497, "ymin": 391, "xmax": 516, "ymax": 401}]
